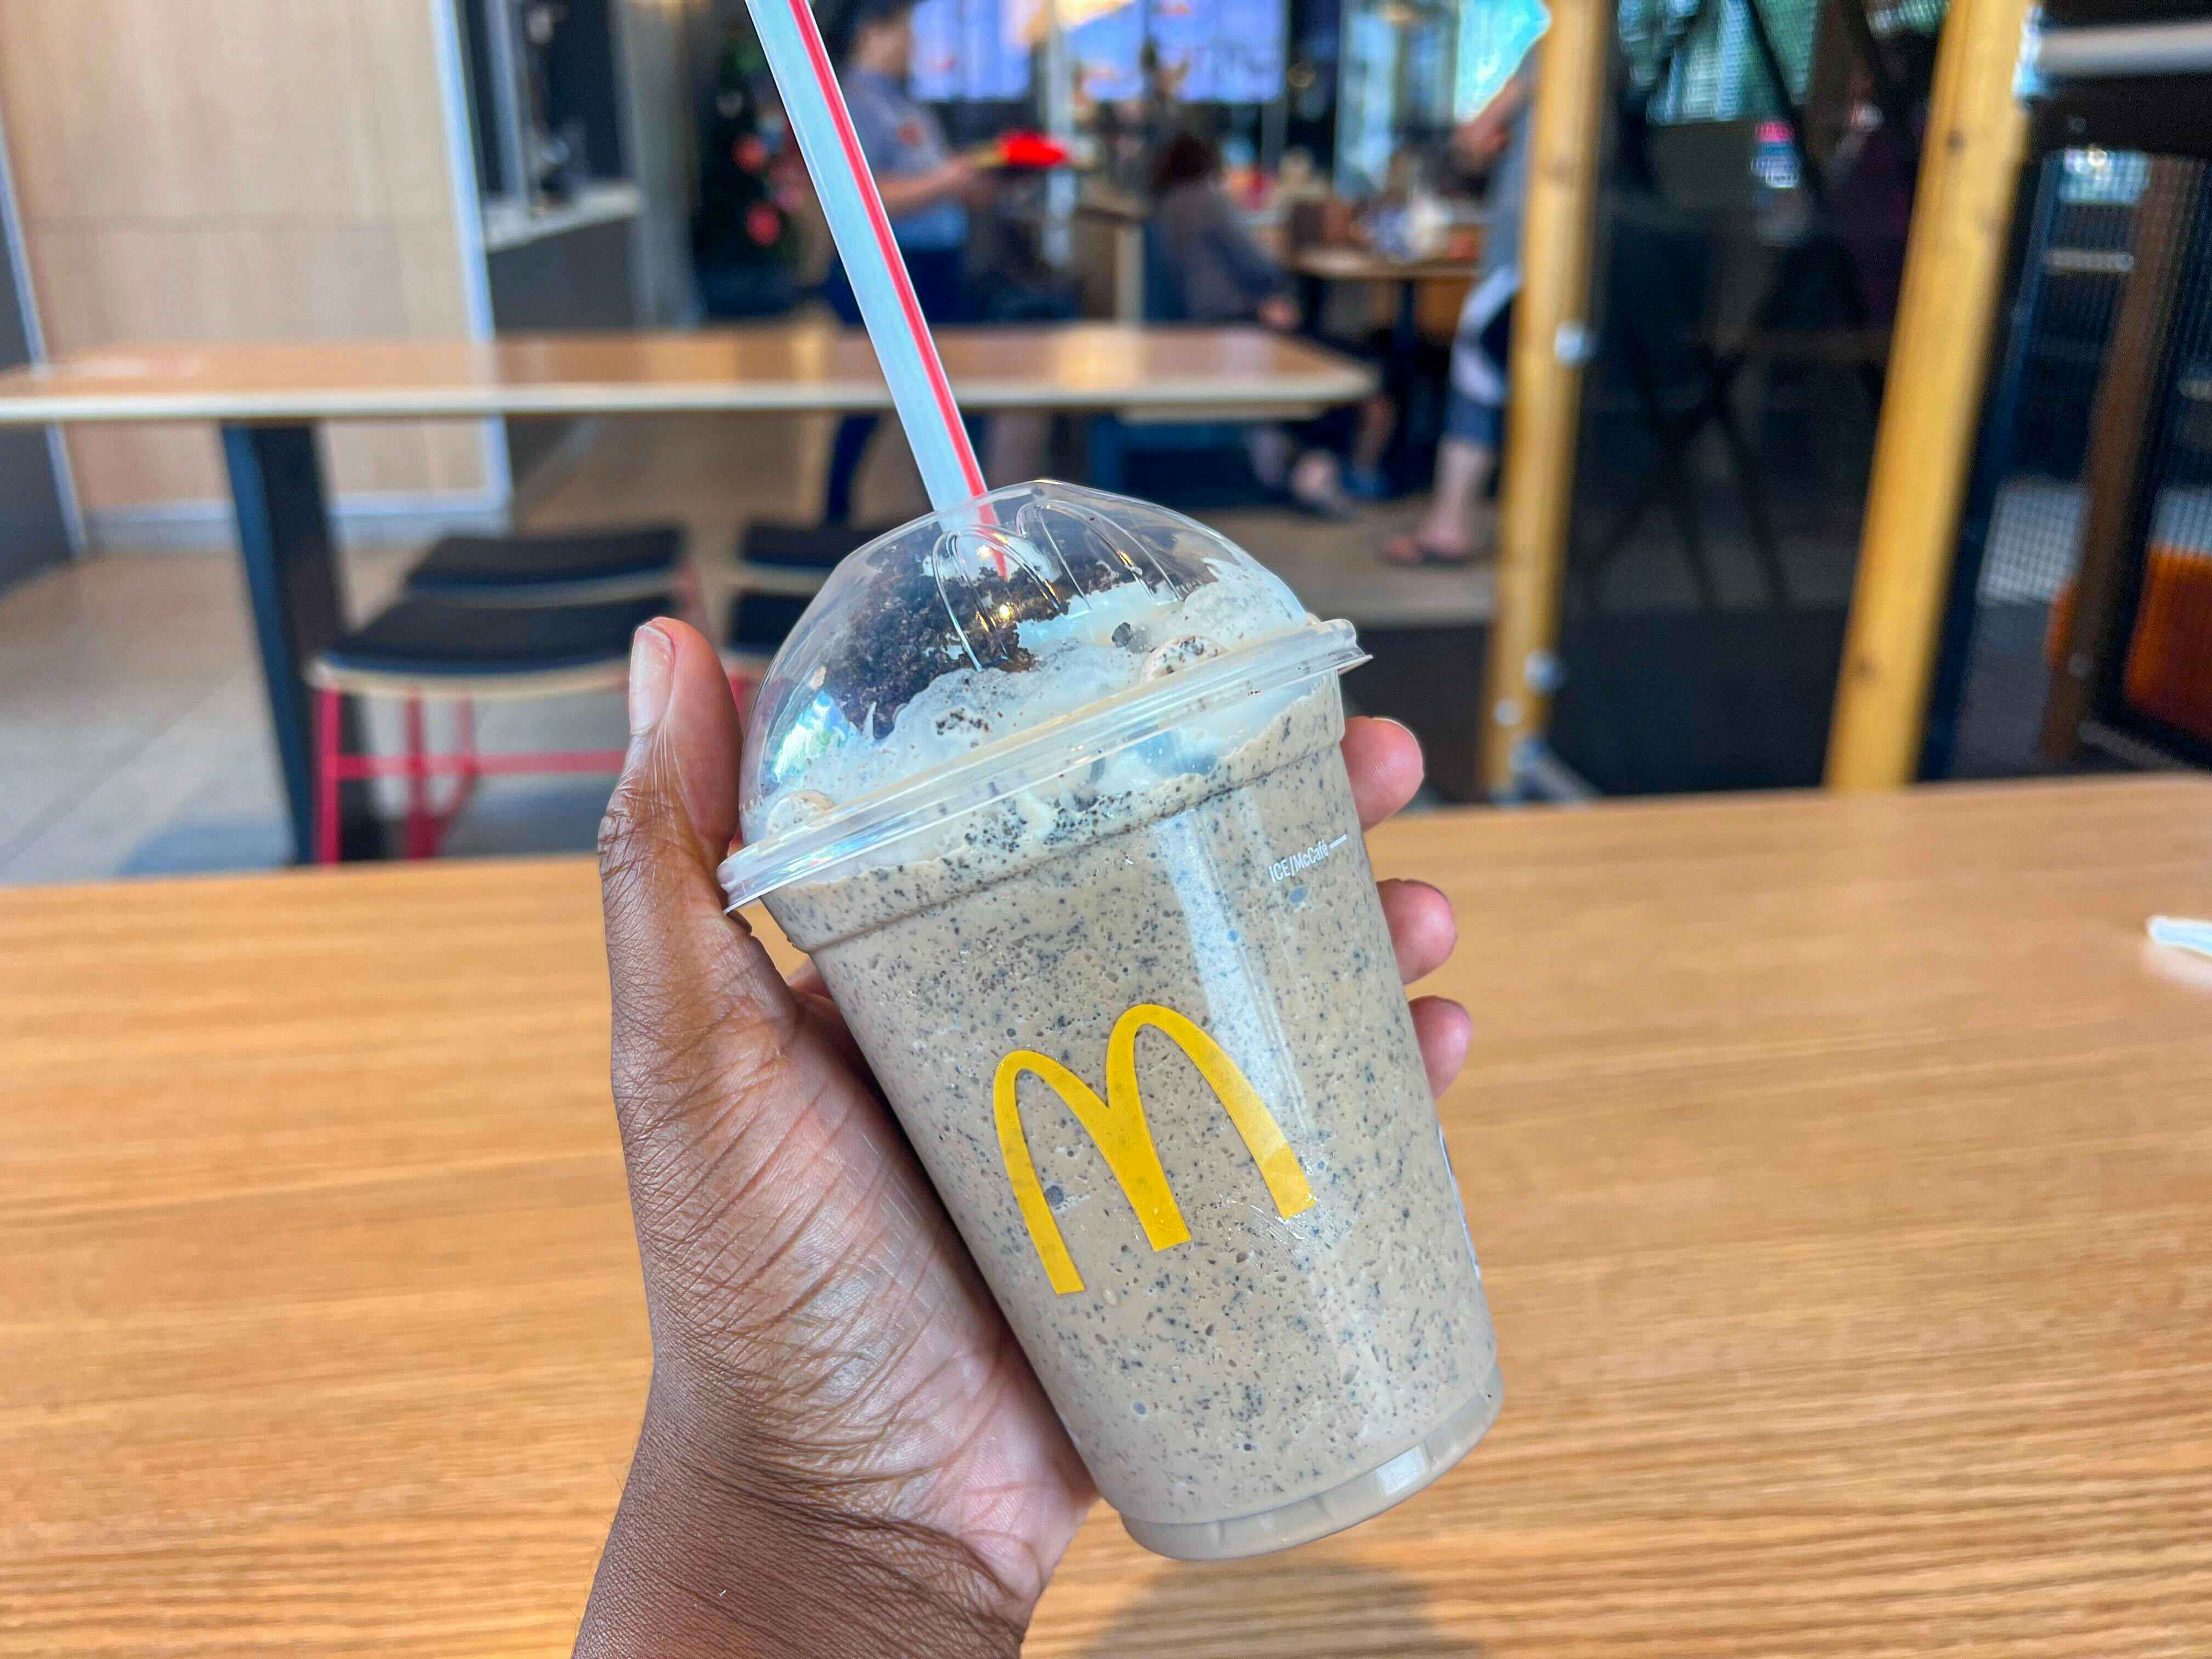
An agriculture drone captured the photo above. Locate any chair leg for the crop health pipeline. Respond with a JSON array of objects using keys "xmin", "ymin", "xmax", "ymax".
[
  {"xmin": 314, "ymin": 688, "xmax": 343, "ymax": 866},
  {"xmin": 403, "ymin": 697, "xmax": 432, "ymax": 859},
  {"xmin": 431, "ymin": 699, "xmax": 481, "ymax": 856},
  {"xmin": 457, "ymin": 699, "xmax": 479, "ymax": 786}
]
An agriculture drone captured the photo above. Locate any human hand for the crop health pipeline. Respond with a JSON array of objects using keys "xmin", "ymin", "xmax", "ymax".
[
  {"xmin": 939, "ymin": 153, "xmax": 987, "ymax": 204},
  {"xmin": 1257, "ymin": 294, "xmax": 1301, "ymax": 331},
  {"xmin": 576, "ymin": 618, "xmax": 1473, "ymax": 1658},
  {"xmin": 1453, "ymin": 111, "xmax": 1513, "ymax": 170},
  {"xmin": 1453, "ymin": 70, "xmax": 1529, "ymax": 172}
]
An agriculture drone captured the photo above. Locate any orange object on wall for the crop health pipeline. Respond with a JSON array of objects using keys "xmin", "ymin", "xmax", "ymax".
[{"xmin": 2047, "ymin": 544, "xmax": 2212, "ymax": 740}]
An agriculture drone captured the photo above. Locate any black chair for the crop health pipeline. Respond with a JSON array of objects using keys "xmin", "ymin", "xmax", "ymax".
[
  {"xmin": 719, "ymin": 520, "xmax": 897, "ymax": 708},
  {"xmin": 402, "ymin": 524, "xmax": 686, "ymax": 605},
  {"xmin": 740, "ymin": 520, "xmax": 899, "ymax": 573},
  {"xmin": 307, "ymin": 592, "xmax": 669, "ymax": 863},
  {"xmin": 724, "ymin": 589, "xmax": 815, "ymax": 703}
]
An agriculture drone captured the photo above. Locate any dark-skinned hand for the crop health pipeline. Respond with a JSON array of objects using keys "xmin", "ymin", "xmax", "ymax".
[{"xmin": 577, "ymin": 618, "xmax": 1471, "ymax": 1658}]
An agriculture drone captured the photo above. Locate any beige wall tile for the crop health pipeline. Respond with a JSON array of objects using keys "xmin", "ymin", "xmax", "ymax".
[
  {"xmin": 351, "ymin": 0, "xmax": 461, "ymax": 221},
  {"xmin": 421, "ymin": 423, "xmax": 490, "ymax": 495},
  {"xmin": 64, "ymin": 426, "xmax": 225, "ymax": 510},
  {"xmin": 326, "ymin": 421, "xmax": 437, "ymax": 498},
  {"xmin": 394, "ymin": 213, "xmax": 472, "ymax": 337},
  {"xmin": 0, "ymin": 0, "xmax": 482, "ymax": 513}
]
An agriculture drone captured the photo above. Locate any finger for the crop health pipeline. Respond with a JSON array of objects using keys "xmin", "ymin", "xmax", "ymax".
[
  {"xmin": 647, "ymin": 618, "xmax": 743, "ymax": 857},
  {"xmin": 1341, "ymin": 717, "xmax": 1425, "ymax": 830},
  {"xmin": 600, "ymin": 620, "xmax": 797, "ymax": 1100},
  {"xmin": 1379, "ymin": 878, "xmax": 1456, "ymax": 984},
  {"xmin": 1409, "ymin": 996, "xmax": 1474, "ymax": 1097}
]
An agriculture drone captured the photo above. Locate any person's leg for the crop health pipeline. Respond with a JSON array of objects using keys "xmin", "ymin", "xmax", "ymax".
[
  {"xmin": 1346, "ymin": 393, "xmax": 1397, "ymax": 498},
  {"xmin": 1243, "ymin": 422, "xmax": 1351, "ymax": 516},
  {"xmin": 1385, "ymin": 421, "xmax": 1496, "ymax": 562},
  {"xmin": 823, "ymin": 416, "xmax": 878, "ymax": 523},
  {"xmin": 819, "ymin": 259, "xmax": 875, "ymax": 521},
  {"xmin": 1386, "ymin": 286, "xmax": 1513, "ymax": 563},
  {"xmin": 1287, "ymin": 446, "xmax": 1353, "ymax": 517},
  {"xmin": 1255, "ymin": 404, "xmax": 1354, "ymax": 517},
  {"xmin": 1246, "ymin": 424, "xmax": 1295, "ymax": 489}
]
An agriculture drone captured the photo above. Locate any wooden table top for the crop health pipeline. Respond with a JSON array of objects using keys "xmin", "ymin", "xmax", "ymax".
[
  {"xmin": 4, "ymin": 776, "xmax": 2211, "ymax": 1656},
  {"xmin": 0, "ymin": 323, "xmax": 1374, "ymax": 425},
  {"xmin": 1290, "ymin": 245, "xmax": 1483, "ymax": 283}
]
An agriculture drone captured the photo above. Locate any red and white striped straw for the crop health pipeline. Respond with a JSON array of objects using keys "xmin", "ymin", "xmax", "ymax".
[{"xmin": 746, "ymin": 0, "xmax": 989, "ymax": 514}]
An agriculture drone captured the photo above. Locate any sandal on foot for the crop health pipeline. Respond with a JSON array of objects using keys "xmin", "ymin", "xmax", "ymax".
[{"xmin": 1382, "ymin": 533, "xmax": 1486, "ymax": 567}]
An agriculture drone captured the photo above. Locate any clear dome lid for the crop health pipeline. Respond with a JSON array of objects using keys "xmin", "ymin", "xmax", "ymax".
[{"xmin": 717, "ymin": 481, "xmax": 1364, "ymax": 909}]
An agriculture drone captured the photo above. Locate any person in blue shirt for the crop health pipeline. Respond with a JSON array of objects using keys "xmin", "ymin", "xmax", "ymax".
[
  {"xmin": 820, "ymin": 0, "xmax": 986, "ymax": 522},
  {"xmin": 831, "ymin": 0, "xmax": 975, "ymax": 287}
]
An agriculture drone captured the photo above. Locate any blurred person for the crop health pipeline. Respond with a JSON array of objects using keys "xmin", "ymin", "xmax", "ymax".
[
  {"xmin": 1384, "ymin": 55, "xmax": 1534, "ymax": 566},
  {"xmin": 1150, "ymin": 131, "xmax": 1358, "ymax": 517},
  {"xmin": 967, "ymin": 171, "xmax": 1082, "ymax": 323},
  {"xmin": 1139, "ymin": 37, "xmax": 1192, "ymax": 159},
  {"xmin": 819, "ymin": 0, "xmax": 1045, "ymax": 519},
  {"xmin": 575, "ymin": 616, "xmax": 1474, "ymax": 1657}
]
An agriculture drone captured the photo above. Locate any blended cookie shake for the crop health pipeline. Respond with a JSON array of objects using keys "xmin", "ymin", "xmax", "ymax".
[{"xmin": 721, "ymin": 483, "xmax": 1500, "ymax": 1558}]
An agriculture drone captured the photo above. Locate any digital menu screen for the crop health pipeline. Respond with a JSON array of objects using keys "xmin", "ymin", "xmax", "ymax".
[
  {"xmin": 911, "ymin": 0, "xmax": 1031, "ymax": 101},
  {"xmin": 1066, "ymin": 2, "xmax": 1144, "ymax": 103},
  {"xmin": 1069, "ymin": 0, "xmax": 1288, "ymax": 106},
  {"xmin": 1148, "ymin": 0, "xmax": 1285, "ymax": 103}
]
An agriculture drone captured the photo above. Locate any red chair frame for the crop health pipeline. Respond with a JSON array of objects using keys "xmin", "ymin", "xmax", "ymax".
[{"xmin": 312, "ymin": 687, "xmax": 626, "ymax": 865}]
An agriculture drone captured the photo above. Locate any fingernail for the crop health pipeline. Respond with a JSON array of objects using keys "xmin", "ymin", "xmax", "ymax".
[{"xmin": 628, "ymin": 623, "xmax": 673, "ymax": 736}]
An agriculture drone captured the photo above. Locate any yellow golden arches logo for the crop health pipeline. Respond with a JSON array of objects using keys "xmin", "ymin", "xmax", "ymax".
[{"xmin": 993, "ymin": 1003, "xmax": 1316, "ymax": 1295}]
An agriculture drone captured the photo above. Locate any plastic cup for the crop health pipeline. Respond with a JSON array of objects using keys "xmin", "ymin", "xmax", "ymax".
[{"xmin": 720, "ymin": 481, "xmax": 1500, "ymax": 1558}]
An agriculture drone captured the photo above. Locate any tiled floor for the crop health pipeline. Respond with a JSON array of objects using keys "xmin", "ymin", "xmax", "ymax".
[{"xmin": 0, "ymin": 411, "xmax": 1498, "ymax": 885}]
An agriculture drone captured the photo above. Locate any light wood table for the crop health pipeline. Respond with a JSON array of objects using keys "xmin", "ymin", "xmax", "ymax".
[
  {"xmin": 0, "ymin": 324, "xmax": 1372, "ymax": 864},
  {"xmin": 0, "ymin": 325, "xmax": 1373, "ymax": 424},
  {"xmin": 1288, "ymin": 246, "xmax": 1483, "ymax": 287},
  {"xmin": 1288, "ymin": 244, "xmax": 1483, "ymax": 488},
  {"xmin": 1288, "ymin": 246, "xmax": 1484, "ymax": 348},
  {"xmin": 5, "ymin": 776, "xmax": 2211, "ymax": 1655}
]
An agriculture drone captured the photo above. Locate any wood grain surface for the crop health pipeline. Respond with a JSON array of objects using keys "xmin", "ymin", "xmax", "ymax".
[
  {"xmin": 0, "ymin": 324, "xmax": 1374, "ymax": 425},
  {"xmin": 1287, "ymin": 249, "xmax": 1482, "ymax": 284},
  {"xmin": 4, "ymin": 778, "xmax": 2211, "ymax": 1656}
]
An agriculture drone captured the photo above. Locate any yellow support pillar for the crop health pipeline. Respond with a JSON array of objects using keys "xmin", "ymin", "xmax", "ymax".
[
  {"xmin": 1479, "ymin": 0, "xmax": 1611, "ymax": 799},
  {"xmin": 1825, "ymin": 0, "xmax": 2035, "ymax": 789}
]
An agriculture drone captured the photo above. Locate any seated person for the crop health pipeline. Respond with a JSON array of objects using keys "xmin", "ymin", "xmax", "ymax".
[{"xmin": 1151, "ymin": 132, "xmax": 1356, "ymax": 518}]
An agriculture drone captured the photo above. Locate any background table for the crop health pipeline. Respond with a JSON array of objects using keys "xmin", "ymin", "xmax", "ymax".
[
  {"xmin": 1288, "ymin": 246, "xmax": 1483, "ymax": 487},
  {"xmin": 1288, "ymin": 247, "xmax": 1484, "ymax": 287},
  {"xmin": 4, "ymin": 778, "xmax": 2211, "ymax": 1655},
  {"xmin": 0, "ymin": 324, "xmax": 1373, "ymax": 862}
]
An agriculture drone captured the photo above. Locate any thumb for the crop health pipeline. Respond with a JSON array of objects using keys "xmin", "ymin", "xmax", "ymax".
[{"xmin": 597, "ymin": 619, "xmax": 798, "ymax": 1110}]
